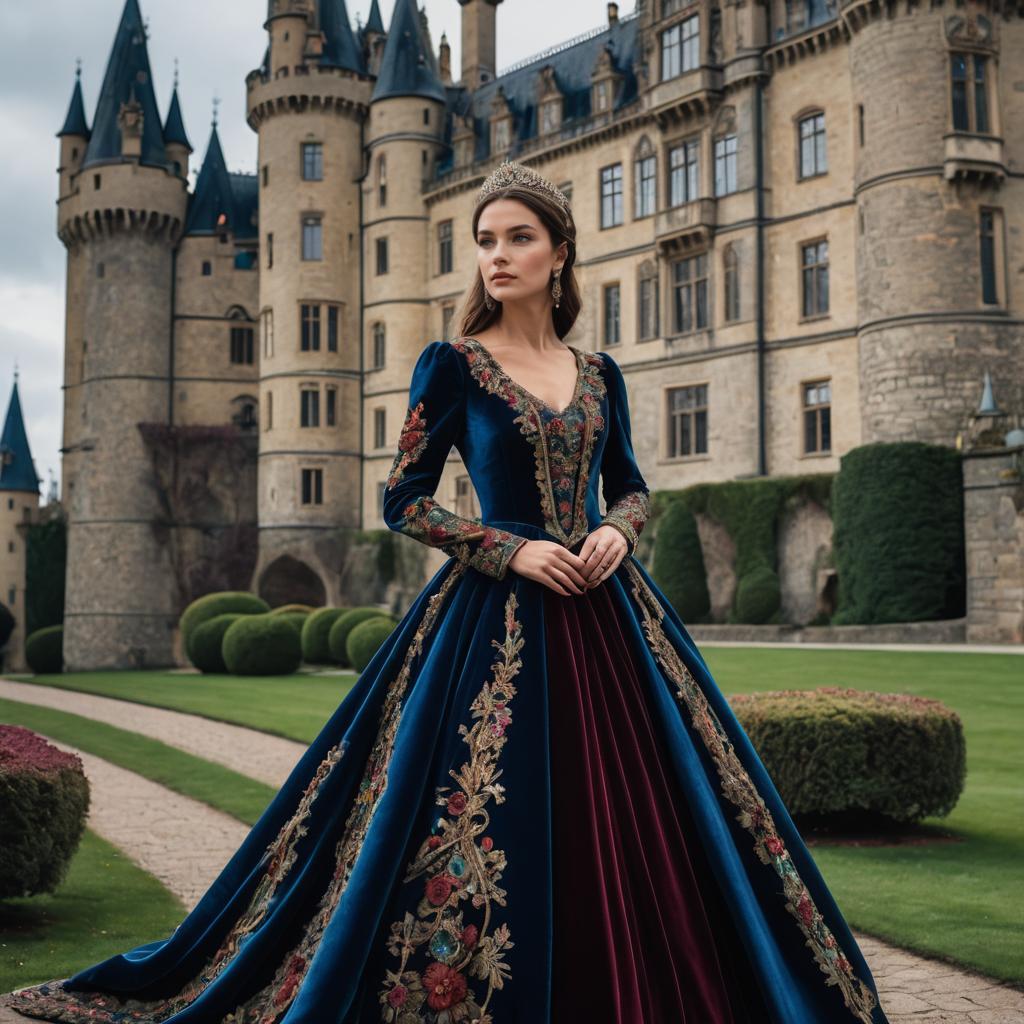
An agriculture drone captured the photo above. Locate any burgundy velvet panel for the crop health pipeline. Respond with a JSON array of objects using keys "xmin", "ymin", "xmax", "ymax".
[{"xmin": 544, "ymin": 582, "xmax": 768, "ymax": 1023}]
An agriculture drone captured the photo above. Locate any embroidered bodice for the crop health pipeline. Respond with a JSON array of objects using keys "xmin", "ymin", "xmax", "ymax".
[{"xmin": 383, "ymin": 336, "xmax": 650, "ymax": 580}]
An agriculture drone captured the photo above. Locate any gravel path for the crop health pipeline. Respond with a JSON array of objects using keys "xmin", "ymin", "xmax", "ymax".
[
  {"xmin": 1, "ymin": 684, "xmax": 1022, "ymax": 1023},
  {"xmin": 0, "ymin": 679, "xmax": 307, "ymax": 788}
]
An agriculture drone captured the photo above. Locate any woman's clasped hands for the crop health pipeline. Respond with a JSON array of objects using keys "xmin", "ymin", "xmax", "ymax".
[{"xmin": 507, "ymin": 525, "xmax": 627, "ymax": 596}]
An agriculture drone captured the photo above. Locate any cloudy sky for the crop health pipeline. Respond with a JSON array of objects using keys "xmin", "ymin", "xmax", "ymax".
[{"xmin": 0, "ymin": 0, "xmax": 632, "ymax": 503}]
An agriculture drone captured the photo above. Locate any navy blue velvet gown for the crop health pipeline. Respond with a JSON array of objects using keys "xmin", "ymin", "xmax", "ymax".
[{"xmin": 7, "ymin": 337, "xmax": 890, "ymax": 1024}]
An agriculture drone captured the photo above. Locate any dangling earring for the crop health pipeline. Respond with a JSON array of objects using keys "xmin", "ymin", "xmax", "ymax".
[
  {"xmin": 484, "ymin": 290, "xmax": 496, "ymax": 311},
  {"xmin": 551, "ymin": 268, "xmax": 562, "ymax": 309}
]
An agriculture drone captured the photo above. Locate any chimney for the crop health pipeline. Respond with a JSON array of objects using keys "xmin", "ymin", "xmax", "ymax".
[
  {"xmin": 439, "ymin": 31, "xmax": 452, "ymax": 85},
  {"xmin": 608, "ymin": 2, "xmax": 619, "ymax": 25},
  {"xmin": 457, "ymin": 0, "xmax": 504, "ymax": 90}
]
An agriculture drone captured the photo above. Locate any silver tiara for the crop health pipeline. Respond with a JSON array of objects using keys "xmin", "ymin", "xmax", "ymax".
[{"xmin": 476, "ymin": 159, "xmax": 572, "ymax": 222}]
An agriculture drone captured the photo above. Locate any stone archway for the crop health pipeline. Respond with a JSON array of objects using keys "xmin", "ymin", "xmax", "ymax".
[{"xmin": 258, "ymin": 555, "xmax": 327, "ymax": 609}]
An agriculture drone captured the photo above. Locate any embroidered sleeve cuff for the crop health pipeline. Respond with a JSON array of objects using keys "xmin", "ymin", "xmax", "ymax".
[
  {"xmin": 599, "ymin": 491, "xmax": 651, "ymax": 556},
  {"xmin": 599, "ymin": 516, "xmax": 639, "ymax": 555},
  {"xmin": 468, "ymin": 529, "xmax": 529, "ymax": 580}
]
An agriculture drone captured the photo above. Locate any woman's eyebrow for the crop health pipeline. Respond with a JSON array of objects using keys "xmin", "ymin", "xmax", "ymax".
[{"xmin": 477, "ymin": 224, "xmax": 536, "ymax": 236}]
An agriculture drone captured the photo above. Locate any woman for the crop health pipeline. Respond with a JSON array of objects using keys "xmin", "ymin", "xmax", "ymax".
[{"xmin": 7, "ymin": 160, "xmax": 890, "ymax": 1023}]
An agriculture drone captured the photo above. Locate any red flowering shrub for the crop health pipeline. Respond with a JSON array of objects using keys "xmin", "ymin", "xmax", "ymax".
[
  {"xmin": 0, "ymin": 725, "xmax": 90, "ymax": 898},
  {"xmin": 728, "ymin": 686, "xmax": 966, "ymax": 823}
]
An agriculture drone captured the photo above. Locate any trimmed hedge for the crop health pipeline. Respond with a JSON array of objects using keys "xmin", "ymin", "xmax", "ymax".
[
  {"xmin": 832, "ymin": 441, "xmax": 965, "ymax": 624},
  {"xmin": 180, "ymin": 592, "xmax": 270, "ymax": 664},
  {"xmin": 190, "ymin": 613, "xmax": 243, "ymax": 674},
  {"xmin": 301, "ymin": 607, "xmax": 348, "ymax": 664},
  {"xmin": 270, "ymin": 603, "xmax": 315, "ymax": 616},
  {"xmin": 25, "ymin": 625, "xmax": 63, "ymax": 674},
  {"xmin": 651, "ymin": 501, "xmax": 710, "ymax": 623},
  {"xmin": 329, "ymin": 607, "xmax": 390, "ymax": 667},
  {"xmin": 222, "ymin": 615, "xmax": 302, "ymax": 676},
  {"xmin": 347, "ymin": 617, "xmax": 397, "ymax": 673},
  {"xmin": 729, "ymin": 686, "xmax": 966, "ymax": 823},
  {"xmin": 0, "ymin": 725, "xmax": 90, "ymax": 898},
  {"xmin": 734, "ymin": 565, "xmax": 781, "ymax": 624},
  {"xmin": 275, "ymin": 612, "xmax": 310, "ymax": 640}
]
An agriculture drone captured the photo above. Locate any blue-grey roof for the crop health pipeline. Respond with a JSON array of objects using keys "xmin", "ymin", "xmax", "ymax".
[
  {"xmin": 0, "ymin": 381, "xmax": 40, "ymax": 495},
  {"xmin": 371, "ymin": 0, "xmax": 446, "ymax": 103},
  {"xmin": 163, "ymin": 86, "xmax": 191, "ymax": 150},
  {"xmin": 319, "ymin": 0, "xmax": 365, "ymax": 73},
  {"xmin": 436, "ymin": 12, "xmax": 639, "ymax": 173},
  {"xmin": 186, "ymin": 126, "xmax": 258, "ymax": 239},
  {"xmin": 58, "ymin": 75, "xmax": 89, "ymax": 138},
  {"xmin": 365, "ymin": 0, "xmax": 384, "ymax": 35},
  {"xmin": 82, "ymin": 0, "xmax": 168, "ymax": 170}
]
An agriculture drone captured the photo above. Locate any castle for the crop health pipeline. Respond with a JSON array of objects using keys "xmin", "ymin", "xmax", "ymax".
[{"xmin": 54, "ymin": 0, "xmax": 1023, "ymax": 669}]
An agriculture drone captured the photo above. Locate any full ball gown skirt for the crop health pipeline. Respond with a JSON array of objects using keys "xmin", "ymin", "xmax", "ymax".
[{"xmin": 7, "ymin": 338, "xmax": 890, "ymax": 1024}]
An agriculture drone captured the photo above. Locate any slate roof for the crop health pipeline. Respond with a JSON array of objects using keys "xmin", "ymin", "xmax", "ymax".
[
  {"xmin": 185, "ymin": 126, "xmax": 258, "ymax": 240},
  {"xmin": 371, "ymin": 0, "xmax": 446, "ymax": 103},
  {"xmin": 163, "ymin": 86, "xmax": 191, "ymax": 150},
  {"xmin": 0, "ymin": 380, "xmax": 40, "ymax": 495},
  {"xmin": 81, "ymin": 0, "xmax": 168, "ymax": 169},
  {"xmin": 435, "ymin": 11, "xmax": 640, "ymax": 173},
  {"xmin": 58, "ymin": 75, "xmax": 89, "ymax": 138},
  {"xmin": 319, "ymin": 0, "xmax": 365, "ymax": 73}
]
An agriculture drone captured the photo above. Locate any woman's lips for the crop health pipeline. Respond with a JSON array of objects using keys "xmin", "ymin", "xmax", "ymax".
[{"xmin": 492, "ymin": 275, "xmax": 515, "ymax": 283}]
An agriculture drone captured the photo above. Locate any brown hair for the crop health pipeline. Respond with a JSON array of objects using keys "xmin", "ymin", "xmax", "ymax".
[{"xmin": 454, "ymin": 184, "xmax": 581, "ymax": 341}]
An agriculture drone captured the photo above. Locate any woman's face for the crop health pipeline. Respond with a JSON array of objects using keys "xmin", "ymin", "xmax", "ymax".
[{"xmin": 475, "ymin": 198, "xmax": 567, "ymax": 307}]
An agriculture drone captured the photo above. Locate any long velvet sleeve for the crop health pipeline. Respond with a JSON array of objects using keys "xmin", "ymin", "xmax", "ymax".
[
  {"xmin": 598, "ymin": 352, "xmax": 651, "ymax": 555},
  {"xmin": 383, "ymin": 340, "xmax": 529, "ymax": 580}
]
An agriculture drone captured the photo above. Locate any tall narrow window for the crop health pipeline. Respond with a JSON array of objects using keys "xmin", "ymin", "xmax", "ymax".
[
  {"xmin": 376, "ymin": 237, "xmax": 389, "ymax": 275},
  {"xmin": 373, "ymin": 322, "xmax": 386, "ymax": 368},
  {"xmin": 635, "ymin": 152, "xmax": 656, "ymax": 218},
  {"xmin": 714, "ymin": 134, "xmax": 737, "ymax": 196},
  {"xmin": 266, "ymin": 232, "xmax": 273, "ymax": 269},
  {"xmin": 301, "ymin": 142, "xmax": 323, "ymax": 181},
  {"xmin": 230, "ymin": 326, "xmax": 255, "ymax": 364},
  {"xmin": 600, "ymin": 164, "xmax": 623, "ymax": 228},
  {"xmin": 327, "ymin": 304, "xmax": 339, "ymax": 352},
  {"xmin": 374, "ymin": 408, "xmax": 386, "ymax": 448},
  {"xmin": 803, "ymin": 380, "xmax": 832, "ymax": 454},
  {"xmin": 325, "ymin": 386, "xmax": 337, "ymax": 427},
  {"xmin": 951, "ymin": 53, "xmax": 990, "ymax": 132},
  {"xmin": 265, "ymin": 390, "xmax": 273, "ymax": 431},
  {"xmin": 798, "ymin": 113, "xmax": 827, "ymax": 178},
  {"xmin": 639, "ymin": 269, "xmax": 659, "ymax": 340},
  {"xmin": 202, "ymin": 260, "xmax": 212, "ymax": 276},
  {"xmin": 438, "ymin": 220, "xmax": 453, "ymax": 274},
  {"xmin": 301, "ymin": 304, "xmax": 321, "ymax": 351},
  {"xmin": 300, "ymin": 387, "xmax": 320, "ymax": 428},
  {"xmin": 661, "ymin": 15, "xmax": 699, "ymax": 81},
  {"xmin": 672, "ymin": 254, "xmax": 708, "ymax": 333},
  {"xmin": 378, "ymin": 153, "xmax": 387, "ymax": 206},
  {"xmin": 603, "ymin": 283, "xmax": 621, "ymax": 346},
  {"xmin": 723, "ymin": 244, "xmax": 740, "ymax": 322},
  {"xmin": 302, "ymin": 215, "xmax": 323, "ymax": 260},
  {"xmin": 980, "ymin": 209, "xmax": 998, "ymax": 304},
  {"xmin": 801, "ymin": 239, "xmax": 829, "ymax": 317},
  {"xmin": 301, "ymin": 467, "xmax": 323, "ymax": 505},
  {"xmin": 667, "ymin": 384, "xmax": 708, "ymax": 457},
  {"xmin": 261, "ymin": 308, "xmax": 274, "ymax": 358},
  {"xmin": 669, "ymin": 139, "xmax": 700, "ymax": 206},
  {"xmin": 973, "ymin": 55, "xmax": 989, "ymax": 132}
]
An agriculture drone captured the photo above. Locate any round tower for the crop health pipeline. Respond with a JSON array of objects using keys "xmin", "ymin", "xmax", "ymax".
[
  {"xmin": 58, "ymin": 0, "xmax": 188, "ymax": 669},
  {"xmin": 363, "ymin": 0, "xmax": 449, "ymax": 531},
  {"xmin": 246, "ymin": 0, "xmax": 373, "ymax": 605},
  {"xmin": 848, "ymin": 0, "xmax": 1022, "ymax": 443}
]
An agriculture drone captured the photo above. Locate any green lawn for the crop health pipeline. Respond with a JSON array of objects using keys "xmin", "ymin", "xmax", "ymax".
[
  {"xmin": 0, "ymin": 830, "xmax": 184, "ymax": 992},
  {"xmin": 4, "ymin": 647, "xmax": 1022, "ymax": 983}
]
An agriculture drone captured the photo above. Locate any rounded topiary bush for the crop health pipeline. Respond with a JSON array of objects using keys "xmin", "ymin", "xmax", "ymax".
[
  {"xmin": 346, "ymin": 616, "xmax": 397, "ymax": 673},
  {"xmin": 222, "ymin": 614, "xmax": 302, "ymax": 676},
  {"xmin": 728, "ymin": 686, "xmax": 966, "ymax": 823},
  {"xmin": 276, "ymin": 612, "xmax": 310, "ymax": 639},
  {"xmin": 25, "ymin": 625, "xmax": 63, "ymax": 674},
  {"xmin": 651, "ymin": 501, "xmax": 710, "ymax": 624},
  {"xmin": 190, "ymin": 613, "xmax": 243, "ymax": 674},
  {"xmin": 329, "ymin": 607, "xmax": 390, "ymax": 667},
  {"xmin": 0, "ymin": 725, "xmax": 90, "ymax": 898},
  {"xmin": 180, "ymin": 592, "xmax": 270, "ymax": 664},
  {"xmin": 270, "ymin": 603, "xmax": 316, "ymax": 616},
  {"xmin": 733, "ymin": 565, "xmax": 781, "ymax": 624},
  {"xmin": 301, "ymin": 607, "xmax": 348, "ymax": 664}
]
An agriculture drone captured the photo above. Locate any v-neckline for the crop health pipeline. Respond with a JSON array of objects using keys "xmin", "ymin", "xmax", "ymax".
[{"xmin": 461, "ymin": 336, "xmax": 584, "ymax": 417}]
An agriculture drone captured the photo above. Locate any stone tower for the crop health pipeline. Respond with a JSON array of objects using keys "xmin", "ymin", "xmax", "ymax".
[
  {"xmin": 361, "ymin": 0, "xmax": 450, "ymax": 536},
  {"xmin": 0, "ymin": 375, "xmax": 41, "ymax": 673},
  {"xmin": 57, "ymin": 0, "xmax": 188, "ymax": 669},
  {"xmin": 245, "ymin": 0, "xmax": 372, "ymax": 606},
  {"xmin": 848, "ymin": 3, "xmax": 1022, "ymax": 443},
  {"xmin": 458, "ymin": 0, "xmax": 504, "ymax": 89}
]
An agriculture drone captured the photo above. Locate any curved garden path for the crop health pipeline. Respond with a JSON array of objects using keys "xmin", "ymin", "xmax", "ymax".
[{"xmin": 1, "ymin": 678, "xmax": 1022, "ymax": 1023}]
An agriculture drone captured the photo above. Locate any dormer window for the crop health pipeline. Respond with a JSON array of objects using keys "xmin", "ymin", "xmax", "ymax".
[
  {"xmin": 541, "ymin": 99, "xmax": 561, "ymax": 135},
  {"xmin": 492, "ymin": 118, "xmax": 510, "ymax": 152},
  {"xmin": 594, "ymin": 81, "xmax": 610, "ymax": 113}
]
